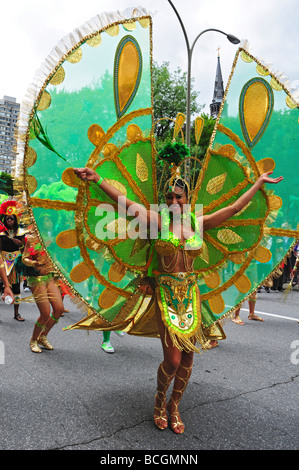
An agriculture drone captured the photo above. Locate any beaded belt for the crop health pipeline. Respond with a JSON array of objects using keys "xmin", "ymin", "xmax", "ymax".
[{"xmin": 27, "ymin": 273, "xmax": 54, "ymax": 287}]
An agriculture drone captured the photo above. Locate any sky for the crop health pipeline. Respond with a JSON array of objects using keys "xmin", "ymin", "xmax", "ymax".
[{"xmin": 1, "ymin": 0, "xmax": 298, "ymax": 114}]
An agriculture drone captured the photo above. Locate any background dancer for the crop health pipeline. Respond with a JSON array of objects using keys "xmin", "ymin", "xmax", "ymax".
[
  {"xmin": 0, "ymin": 201, "xmax": 27, "ymax": 321},
  {"xmin": 22, "ymin": 231, "xmax": 64, "ymax": 353}
]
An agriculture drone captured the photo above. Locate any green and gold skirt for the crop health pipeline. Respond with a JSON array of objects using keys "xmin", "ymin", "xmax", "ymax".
[{"xmin": 155, "ymin": 272, "xmax": 207, "ymax": 353}]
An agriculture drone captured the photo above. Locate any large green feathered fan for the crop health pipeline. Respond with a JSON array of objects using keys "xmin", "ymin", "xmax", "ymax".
[
  {"xmin": 16, "ymin": 9, "xmax": 156, "ymax": 332},
  {"xmin": 191, "ymin": 47, "xmax": 299, "ymax": 327}
]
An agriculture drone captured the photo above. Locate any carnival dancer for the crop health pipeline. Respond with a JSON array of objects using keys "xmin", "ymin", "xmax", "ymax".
[
  {"xmin": 0, "ymin": 200, "xmax": 27, "ymax": 321},
  {"xmin": 22, "ymin": 231, "xmax": 64, "ymax": 353},
  {"xmin": 74, "ymin": 156, "xmax": 283, "ymax": 434},
  {"xmin": 232, "ymin": 290, "xmax": 264, "ymax": 324}
]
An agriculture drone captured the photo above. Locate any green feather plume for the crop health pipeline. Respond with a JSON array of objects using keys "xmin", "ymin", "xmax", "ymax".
[
  {"xmin": 158, "ymin": 142, "xmax": 190, "ymax": 166},
  {"xmin": 31, "ymin": 114, "xmax": 71, "ymax": 165}
]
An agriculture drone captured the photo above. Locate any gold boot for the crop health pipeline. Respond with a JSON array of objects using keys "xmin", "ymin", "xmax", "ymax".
[
  {"xmin": 154, "ymin": 390, "xmax": 168, "ymax": 430},
  {"xmin": 38, "ymin": 335, "xmax": 54, "ymax": 350},
  {"xmin": 30, "ymin": 339, "xmax": 42, "ymax": 353},
  {"xmin": 166, "ymin": 363, "xmax": 193, "ymax": 434},
  {"xmin": 154, "ymin": 363, "xmax": 176, "ymax": 430}
]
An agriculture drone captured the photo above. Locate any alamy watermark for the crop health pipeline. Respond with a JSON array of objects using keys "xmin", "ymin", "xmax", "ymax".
[
  {"xmin": 290, "ymin": 340, "xmax": 299, "ymax": 365},
  {"xmin": 0, "ymin": 340, "xmax": 298, "ymax": 365},
  {"xmin": 93, "ymin": 199, "xmax": 203, "ymax": 246},
  {"xmin": 0, "ymin": 341, "xmax": 4, "ymax": 364}
]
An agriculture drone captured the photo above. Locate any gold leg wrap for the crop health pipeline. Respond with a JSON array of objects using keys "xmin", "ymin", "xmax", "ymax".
[
  {"xmin": 154, "ymin": 362, "xmax": 176, "ymax": 430},
  {"xmin": 37, "ymin": 335, "xmax": 54, "ymax": 350},
  {"xmin": 167, "ymin": 363, "xmax": 193, "ymax": 434},
  {"xmin": 29, "ymin": 339, "xmax": 42, "ymax": 353},
  {"xmin": 14, "ymin": 295, "xmax": 21, "ymax": 305}
]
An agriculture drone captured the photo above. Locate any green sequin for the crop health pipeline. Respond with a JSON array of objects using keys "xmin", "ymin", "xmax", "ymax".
[
  {"xmin": 157, "ymin": 208, "xmax": 203, "ymax": 249},
  {"xmin": 27, "ymin": 273, "xmax": 54, "ymax": 287}
]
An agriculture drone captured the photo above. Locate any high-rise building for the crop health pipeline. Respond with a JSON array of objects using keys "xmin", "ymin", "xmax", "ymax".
[
  {"xmin": 210, "ymin": 53, "xmax": 224, "ymax": 119},
  {"xmin": 0, "ymin": 96, "xmax": 20, "ymax": 174}
]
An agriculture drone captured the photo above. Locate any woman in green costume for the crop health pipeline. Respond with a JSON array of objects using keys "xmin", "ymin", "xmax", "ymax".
[
  {"xmin": 74, "ymin": 162, "xmax": 282, "ymax": 434},
  {"xmin": 22, "ymin": 231, "xmax": 64, "ymax": 353}
]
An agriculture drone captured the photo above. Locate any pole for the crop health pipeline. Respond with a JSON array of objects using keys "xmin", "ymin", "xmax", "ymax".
[{"xmin": 167, "ymin": 1, "xmax": 240, "ymax": 148}]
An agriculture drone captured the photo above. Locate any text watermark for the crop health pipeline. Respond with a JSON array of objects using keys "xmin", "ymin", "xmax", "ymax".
[{"xmin": 93, "ymin": 199, "xmax": 203, "ymax": 248}]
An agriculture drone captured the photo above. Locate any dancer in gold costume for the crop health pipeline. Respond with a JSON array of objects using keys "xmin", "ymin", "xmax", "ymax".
[
  {"xmin": 74, "ymin": 163, "xmax": 282, "ymax": 433},
  {"xmin": 14, "ymin": 8, "xmax": 298, "ymax": 436},
  {"xmin": 22, "ymin": 232, "xmax": 64, "ymax": 353}
]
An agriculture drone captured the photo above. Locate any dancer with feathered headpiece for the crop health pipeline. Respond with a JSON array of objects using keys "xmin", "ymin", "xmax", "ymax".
[{"xmin": 0, "ymin": 200, "xmax": 27, "ymax": 320}]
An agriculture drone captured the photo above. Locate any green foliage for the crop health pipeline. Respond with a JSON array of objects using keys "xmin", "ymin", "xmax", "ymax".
[
  {"xmin": 152, "ymin": 61, "xmax": 201, "ymax": 141},
  {"xmin": 34, "ymin": 181, "xmax": 77, "ymax": 202},
  {"xmin": 152, "ymin": 63, "xmax": 215, "ymax": 163},
  {"xmin": 158, "ymin": 142, "xmax": 190, "ymax": 165},
  {"xmin": 0, "ymin": 172, "xmax": 13, "ymax": 196}
]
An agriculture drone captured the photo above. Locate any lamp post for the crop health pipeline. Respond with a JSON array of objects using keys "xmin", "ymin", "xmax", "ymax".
[{"xmin": 167, "ymin": 0, "xmax": 240, "ymax": 148}]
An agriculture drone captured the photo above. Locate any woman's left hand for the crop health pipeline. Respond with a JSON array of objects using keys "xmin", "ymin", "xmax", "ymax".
[
  {"xmin": 11, "ymin": 238, "xmax": 23, "ymax": 246},
  {"xmin": 2, "ymin": 286, "xmax": 14, "ymax": 303},
  {"xmin": 73, "ymin": 167, "xmax": 98, "ymax": 183},
  {"xmin": 258, "ymin": 171, "xmax": 284, "ymax": 185}
]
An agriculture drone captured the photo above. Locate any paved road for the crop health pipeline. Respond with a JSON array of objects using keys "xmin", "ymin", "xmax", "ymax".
[{"xmin": 0, "ymin": 284, "xmax": 298, "ymax": 453}]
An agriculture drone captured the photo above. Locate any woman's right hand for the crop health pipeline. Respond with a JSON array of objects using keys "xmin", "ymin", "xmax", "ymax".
[{"xmin": 73, "ymin": 167, "xmax": 99, "ymax": 183}]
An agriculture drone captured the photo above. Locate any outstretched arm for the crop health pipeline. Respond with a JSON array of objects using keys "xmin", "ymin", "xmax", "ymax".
[
  {"xmin": 73, "ymin": 167, "xmax": 159, "ymax": 228},
  {"xmin": 203, "ymin": 172, "xmax": 283, "ymax": 231}
]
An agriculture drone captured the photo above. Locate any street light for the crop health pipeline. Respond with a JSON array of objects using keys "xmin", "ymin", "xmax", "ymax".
[{"xmin": 167, "ymin": 0, "xmax": 240, "ymax": 147}]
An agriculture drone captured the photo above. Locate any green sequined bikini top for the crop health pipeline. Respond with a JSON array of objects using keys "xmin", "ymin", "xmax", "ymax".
[{"xmin": 154, "ymin": 209, "xmax": 203, "ymax": 259}]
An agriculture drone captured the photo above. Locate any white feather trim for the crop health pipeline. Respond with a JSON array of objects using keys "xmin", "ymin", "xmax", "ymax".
[{"xmin": 240, "ymin": 39, "xmax": 299, "ymax": 106}]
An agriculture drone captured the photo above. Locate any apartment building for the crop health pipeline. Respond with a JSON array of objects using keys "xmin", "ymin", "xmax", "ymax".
[{"xmin": 0, "ymin": 96, "xmax": 20, "ymax": 174}]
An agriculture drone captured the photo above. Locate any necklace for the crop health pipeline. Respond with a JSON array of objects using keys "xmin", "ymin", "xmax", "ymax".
[
  {"xmin": 160, "ymin": 250, "xmax": 180, "ymax": 272},
  {"xmin": 182, "ymin": 250, "xmax": 194, "ymax": 272}
]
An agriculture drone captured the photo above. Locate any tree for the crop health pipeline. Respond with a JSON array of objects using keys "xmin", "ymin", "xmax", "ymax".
[
  {"xmin": 152, "ymin": 61, "xmax": 202, "ymax": 142},
  {"xmin": 0, "ymin": 172, "xmax": 13, "ymax": 196}
]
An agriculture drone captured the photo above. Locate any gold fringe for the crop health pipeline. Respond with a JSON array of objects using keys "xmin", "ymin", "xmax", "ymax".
[
  {"xmin": 282, "ymin": 282, "xmax": 293, "ymax": 301},
  {"xmin": 17, "ymin": 291, "xmax": 60, "ymax": 304},
  {"xmin": 69, "ymin": 295, "xmax": 89, "ymax": 315},
  {"xmin": 165, "ymin": 328, "xmax": 207, "ymax": 354},
  {"xmin": 17, "ymin": 295, "xmax": 35, "ymax": 303}
]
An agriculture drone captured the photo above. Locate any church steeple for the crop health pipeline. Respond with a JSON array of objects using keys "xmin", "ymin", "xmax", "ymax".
[{"xmin": 210, "ymin": 49, "xmax": 224, "ymax": 119}]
